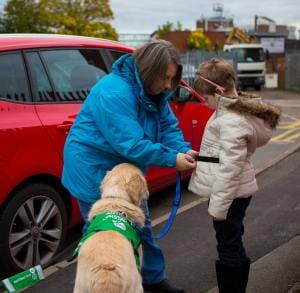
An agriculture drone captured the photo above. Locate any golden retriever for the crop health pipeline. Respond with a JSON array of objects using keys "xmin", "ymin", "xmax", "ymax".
[{"xmin": 73, "ymin": 163, "xmax": 149, "ymax": 293}]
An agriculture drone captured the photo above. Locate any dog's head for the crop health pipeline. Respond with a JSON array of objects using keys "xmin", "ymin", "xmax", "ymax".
[{"xmin": 100, "ymin": 163, "xmax": 149, "ymax": 206}]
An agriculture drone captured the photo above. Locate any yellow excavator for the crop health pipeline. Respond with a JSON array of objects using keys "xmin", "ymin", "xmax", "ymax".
[{"xmin": 226, "ymin": 27, "xmax": 253, "ymax": 44}]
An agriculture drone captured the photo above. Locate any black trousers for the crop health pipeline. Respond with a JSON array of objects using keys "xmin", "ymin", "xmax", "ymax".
[{"xmin": 213, "ymin": 196, "xmax": 252, "ymax": 268}]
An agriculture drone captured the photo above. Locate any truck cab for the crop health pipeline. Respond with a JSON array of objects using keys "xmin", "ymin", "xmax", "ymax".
[{"xmin": 224, "ymin": 43, "xmax": 266, "ymax": 91}]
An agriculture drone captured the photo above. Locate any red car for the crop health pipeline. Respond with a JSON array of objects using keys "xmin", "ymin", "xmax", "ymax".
[{"xmin": 0, "ymin": 34, "xmax": 212, "ymax": 276}]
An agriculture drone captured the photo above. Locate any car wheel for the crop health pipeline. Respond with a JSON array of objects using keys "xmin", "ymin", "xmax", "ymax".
[{"xmin": 0, "ymin": 183, "xmax": 67, "ymax": 278}]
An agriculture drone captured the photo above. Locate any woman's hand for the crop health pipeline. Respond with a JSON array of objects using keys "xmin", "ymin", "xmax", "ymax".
[
  {"xmin": 186, "ymin": 149, "xmax": 199, "ymax": 159},
  {"xmin": 176, "ymin": 153, "xmax": 197, "ymax": 171}
]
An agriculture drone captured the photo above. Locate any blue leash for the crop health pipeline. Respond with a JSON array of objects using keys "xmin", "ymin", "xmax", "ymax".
[{"xmin": 153, "ymin": 172, "xmax": 182, "ymax": 239}]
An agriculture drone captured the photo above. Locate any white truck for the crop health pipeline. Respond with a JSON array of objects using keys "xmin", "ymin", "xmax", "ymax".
[{"xmin": 223, "ymin": 43, "xmax": 266, "ymax": 91}]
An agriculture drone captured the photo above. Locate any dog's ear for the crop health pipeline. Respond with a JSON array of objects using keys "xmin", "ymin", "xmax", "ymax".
[
  {"xmin": 140, "ymin": 175, "xmax": 150, "ymax": 200},
  {"xmin": 126, "ymin": 173, "xmax": 149, "ymax": 205}
]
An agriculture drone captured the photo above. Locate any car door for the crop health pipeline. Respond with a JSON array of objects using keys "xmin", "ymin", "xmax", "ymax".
[
  {"xmin": 0, "ymin": 51, "xmax": 57, "ymax": 200},
  {"xmin": 170, "ymin": 83, "xmax": 213, "ymax": 152},
  {"xmin": 26, "ymin": 48, "xmax": 110, "ymax": 162}
]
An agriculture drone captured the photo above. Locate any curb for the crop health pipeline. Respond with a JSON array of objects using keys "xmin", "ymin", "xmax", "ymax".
[
  {"xmin": 255, "ymin": 142, "xmax": 300, "ymax": 176},
  {"xmin": 287, "ymin": 282, "xmax": 300, "ymax": 293}
]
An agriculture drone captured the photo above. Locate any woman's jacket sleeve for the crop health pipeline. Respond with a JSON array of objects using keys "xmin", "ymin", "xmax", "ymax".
[{"xmin": 91, "ymin": 87, "xmax": 178, "ymax": 168}]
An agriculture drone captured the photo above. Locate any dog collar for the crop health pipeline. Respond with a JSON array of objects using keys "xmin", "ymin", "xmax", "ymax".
[{"xmin": 71, "ymin": 211, "xmax": 141, "ymax": 268}]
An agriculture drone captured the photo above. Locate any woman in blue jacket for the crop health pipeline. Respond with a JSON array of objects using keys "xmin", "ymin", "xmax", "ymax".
[{"xmin": 62, "ymin": 40, "xmax": 197, "ymax": 293}]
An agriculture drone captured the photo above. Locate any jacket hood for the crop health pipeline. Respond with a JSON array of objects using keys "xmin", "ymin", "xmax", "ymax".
[
  {"xmin": 112, "ymin": 54, "xmax": 144, "ymax": 95},
  {"xmin": 222, "ymin": 92, "xmax": 281, "ymax": 129}
]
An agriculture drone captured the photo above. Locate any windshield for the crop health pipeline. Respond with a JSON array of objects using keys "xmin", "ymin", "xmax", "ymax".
[{"xmin": 233, "ymin": 48, "xmax": 265, "ymax": 62}]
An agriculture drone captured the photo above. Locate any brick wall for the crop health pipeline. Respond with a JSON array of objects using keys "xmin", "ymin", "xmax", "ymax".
[{"xmin": 161, "ymin": 31, "xmax": 227, "ymax": 53}]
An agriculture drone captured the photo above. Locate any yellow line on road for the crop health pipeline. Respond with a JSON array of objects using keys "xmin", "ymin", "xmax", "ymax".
[
  {"xmin": 271, "ymin": 118, "xmax": 300, "ymax": 143},
  {"xmin": 277, "ymin": 119, "xmax": 300, "ymax": 130}
]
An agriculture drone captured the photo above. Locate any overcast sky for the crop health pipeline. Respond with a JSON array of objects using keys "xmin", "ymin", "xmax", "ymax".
[
  {"xmin": 109, "ymin": 0, "xmax": 300, "ymax": 36},
  {"xmin": 1, "ymin": 0, "xmax": 300, "ymax": 37}
]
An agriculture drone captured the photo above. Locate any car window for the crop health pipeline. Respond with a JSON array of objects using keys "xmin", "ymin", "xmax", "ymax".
[
  {"xmin": 109, "ymin": 50, "xmax": 127, "ymax": 61},
  {"xmin": 40, "ymin": 49, "xmax": 108, "ymax": 102},
  {"xmin": 0, "ymin": 52, "xmax": 31, "ymax": 102},
  {"xmin": 25, "ymin": 52, "xmax": 56, "ymax": 102}
]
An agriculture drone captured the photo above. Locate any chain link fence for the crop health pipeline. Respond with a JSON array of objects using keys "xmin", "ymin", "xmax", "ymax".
[
  {"xmin": 285, "ymin": 52, "xmax": 300, "ymax": 91},
  {"xmin": 180, "ymin": 51, "xmax": 237, "ymax": 85}
]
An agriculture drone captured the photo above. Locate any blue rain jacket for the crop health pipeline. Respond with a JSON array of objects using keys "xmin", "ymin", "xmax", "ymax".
[{"xmin": 62, "ymin": 54, "xmax": 191, "ymax": 203}]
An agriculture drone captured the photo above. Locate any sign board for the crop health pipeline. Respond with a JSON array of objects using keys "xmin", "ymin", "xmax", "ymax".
[
  {"xmin": 260, "ymin": 37, "xmax": 285, "ymax": 54},
  {"xmin": 265, "ymin": 73, "xmax": 278, "ymax": 88}
]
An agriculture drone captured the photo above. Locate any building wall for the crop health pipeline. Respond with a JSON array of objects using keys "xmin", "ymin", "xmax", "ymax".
[
  {"xmin": 161, "ymin": 31, "xmax": 227, "ymax": 53},
  {"xmin": 205, "ymin": 31, "xmax": 227, "ymax": 48},
  {"xmin": 161, "ymin": 31, "xmax": 191, "ymax": 53},
  {"xmin": 258, "ymin": 25, "xmax": 270, "ymax": 33},
  {"xmin": 276, "ymin": 56, "xmax": 286, "ymax": 88},
  {"xmin": 196, "ymin": 18, "xmax": 233, "ymax": 31}
]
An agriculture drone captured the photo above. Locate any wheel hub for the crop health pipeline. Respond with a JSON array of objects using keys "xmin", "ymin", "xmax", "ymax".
[{"xmin": 31, "ymin": 226, "xmax": 41, "ymax": 238}]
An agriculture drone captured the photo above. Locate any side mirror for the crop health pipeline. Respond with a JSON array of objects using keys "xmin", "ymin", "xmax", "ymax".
[{"xmin": 172, "ymin": 85, "xmax": 193, "ymax": 102}]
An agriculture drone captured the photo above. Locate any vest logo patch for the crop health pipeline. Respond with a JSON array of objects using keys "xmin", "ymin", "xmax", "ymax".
[{"xmin": 114, "ymin": 222, "xmax": 126, "ymax": 230}]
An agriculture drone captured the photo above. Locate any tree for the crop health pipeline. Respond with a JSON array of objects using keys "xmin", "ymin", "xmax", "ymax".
[
  {"xmin": 155, "ymin": 20, "xmax": 183, "ymax": 39},
  {"xmin": 1, "ymin": 0, "xmax": 118, "ymax": 40},
  {"xmin": 1, "ymin": 0, "xmax": 42, "ymax": 33},
  {"xmin": 0, "ymin": 13, "xmax": 6, "ymax": 33},
  {"xmin": 187, "ymin": 31, "xmax": 212, "ymax": 51},
  {"xmin": 38, "ymin": 0, "xmax": 118, "ymax": 40}
]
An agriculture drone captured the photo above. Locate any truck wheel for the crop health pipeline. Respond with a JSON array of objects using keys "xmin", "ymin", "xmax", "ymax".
[
  {"xmin": 254, "ymin": 85, "xmax": 261, "ymax": 91},
  {"xmin": 0, "ymin": 183, "xmax": 67, "ymax": 278}
]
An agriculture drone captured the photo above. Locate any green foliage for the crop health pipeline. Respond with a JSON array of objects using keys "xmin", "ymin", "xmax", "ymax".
[
  {"xmin": 156, "ymin": 20, "xmax": 183, "ymax": 39},
  {"xmin": 1, "ymin": 0, "xmax": 118, "ymax": 40},
  {"xmin": 0, "ymin": 13, "xmax": 6, "ymax": 33},
  {"xmin": 1, "ymin": 0, "xmax": 42, "ymax": 33},
  {"xmin": 187, "ymin": 31, "xmax": 211, "ymax": 51}
]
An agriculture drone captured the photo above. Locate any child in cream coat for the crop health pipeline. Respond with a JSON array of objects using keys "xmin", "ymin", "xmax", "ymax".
[{"xmin": 189, "ymin": 58, "xmax": 281, "ymax": 293}]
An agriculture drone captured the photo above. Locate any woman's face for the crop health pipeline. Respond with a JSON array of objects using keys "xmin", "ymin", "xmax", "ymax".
[{"xmin": 148, "ymin": 63, "xmax": 177, "ymax": 95}]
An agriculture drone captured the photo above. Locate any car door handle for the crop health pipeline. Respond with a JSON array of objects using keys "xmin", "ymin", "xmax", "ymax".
[{"xmin": 57, "ymin": 122, "xmax": 73, "ymax": 132}]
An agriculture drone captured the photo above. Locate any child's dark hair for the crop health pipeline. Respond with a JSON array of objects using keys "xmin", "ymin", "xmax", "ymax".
[{"xmin": 194, "ymin": 58, "xmax": 236, "ymax": 95}]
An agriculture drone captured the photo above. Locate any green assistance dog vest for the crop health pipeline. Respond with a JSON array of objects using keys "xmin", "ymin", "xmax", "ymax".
[{"xmin": 71, "ymin": 211, "xmax": 141, "ymax": 268}]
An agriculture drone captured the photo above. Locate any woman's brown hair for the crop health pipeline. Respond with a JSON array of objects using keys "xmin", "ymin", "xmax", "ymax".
[
  {"xmin": 133, "ymin": 40, "xmax": 182, "ymax": 94},
  {"xmin": 194, "ymin": 58, "xmax": 236, "ymax": 96}
]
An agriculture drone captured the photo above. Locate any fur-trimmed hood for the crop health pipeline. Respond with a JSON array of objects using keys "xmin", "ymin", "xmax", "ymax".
[{"xmin": 218, "ymin": 92, "xmax": 281, "ymax": 129}]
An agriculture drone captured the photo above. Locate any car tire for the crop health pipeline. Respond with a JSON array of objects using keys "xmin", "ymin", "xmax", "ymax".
[{"xmin": 0, "ymin": 183, "xmax": 68, "ymax": 278}]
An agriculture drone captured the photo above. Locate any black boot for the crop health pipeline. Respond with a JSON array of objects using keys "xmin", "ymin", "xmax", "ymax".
[
  {"xmin": 215, "ymin": 260, "xmax": 246, "ymax": 293},
  {"xmin": 143, "ymin": 279, "xmax": 185, "ymax": 293},
  {"xmin": 240, "ymin": 259, "xmax": 250, "ymax": 293}
]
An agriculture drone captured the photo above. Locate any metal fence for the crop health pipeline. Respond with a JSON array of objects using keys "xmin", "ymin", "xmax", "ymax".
[
  {"xmin": 285, "ymin": 52, "xmax": 300, "ymax": 90},
  {"xmin": 181, "ymin": 51, "xmax": 237, "ymax": 85}
]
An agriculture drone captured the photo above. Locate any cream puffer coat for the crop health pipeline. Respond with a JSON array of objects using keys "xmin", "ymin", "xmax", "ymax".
[{"xmin": 188, "ymin": 93, "xmax": 281, "ymax": 220}]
